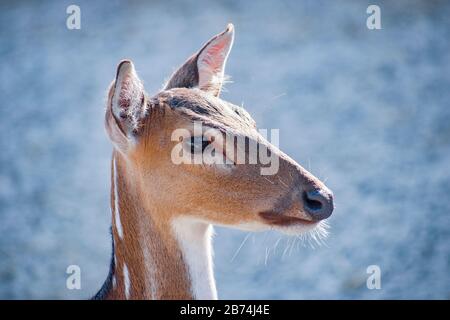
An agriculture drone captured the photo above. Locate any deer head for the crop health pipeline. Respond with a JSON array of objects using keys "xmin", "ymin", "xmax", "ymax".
[{"xmin": 101, "ymin": 24, "xmax": 333, "ymax": 300}]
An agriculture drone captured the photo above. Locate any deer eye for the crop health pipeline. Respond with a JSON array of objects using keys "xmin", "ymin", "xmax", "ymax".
[{"xmin": 187, "ymin": 136, "xmax": 211, "ymax": 154}]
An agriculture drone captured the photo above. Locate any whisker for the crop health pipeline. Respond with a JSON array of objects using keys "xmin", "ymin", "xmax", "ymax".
[
  {"xmin": 306, "ymin": 221, "xmax": 330, "ymax": 248},
  {"xmin": 288, "ymin": 237, "xmax": 297, "ymax": 256},
  {"xmin": 282, "ymin": 237, "xmax": 292, "ymax": 259},
  {"xmin": 296, "ymin": 234, "xmax": 306, "ymax": 250},
  {"xmin": 270, "ymin": 92, "xmax": 287, "ymax": 101},
  {"xmin": 278, "ymin": 176, "xmax": 289, "ymax": 189},
  {"xmin": 230, "ymin": 233, "xmax": 251, "ymax": 262},
  {"xmin": 268, "ymin": 236, "xmax": 283, "ymax": 260}
]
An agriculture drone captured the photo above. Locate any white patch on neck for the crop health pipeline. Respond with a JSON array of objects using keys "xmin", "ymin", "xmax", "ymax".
[
  {"xmin": 113, "ymin": 157, "xmax": 124, "ymax": 239},
  {"xmin": 123, "ymin": 263, "xmax": 131, "ymax": 299},
  {"xmin": 172, "ymin": 217, "xmax": 217, "ymax": 300}
]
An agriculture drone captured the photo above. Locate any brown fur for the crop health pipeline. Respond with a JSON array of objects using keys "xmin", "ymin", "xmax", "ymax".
[{"xmin": 96, "ymin": 24, "xmax": 333, "ymax": 300}]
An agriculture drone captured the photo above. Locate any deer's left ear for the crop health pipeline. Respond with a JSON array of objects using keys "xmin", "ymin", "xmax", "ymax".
[{"xmin": 164, "ymin": 23, "xmax": 234, "ymax": 97}]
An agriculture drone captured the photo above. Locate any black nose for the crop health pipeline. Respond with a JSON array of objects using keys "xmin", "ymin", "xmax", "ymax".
[{"xmin": 302, "ymin": 189, "xmax": 334, "ymax": 221}]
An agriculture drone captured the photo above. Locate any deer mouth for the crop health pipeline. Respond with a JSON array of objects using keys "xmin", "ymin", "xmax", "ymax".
[{"xmin": 258, "ymin": 211, "xmax": 317, "ymax": 227}]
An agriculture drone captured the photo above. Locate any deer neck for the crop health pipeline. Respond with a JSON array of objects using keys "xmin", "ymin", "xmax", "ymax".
[{"xmin": 98, "ymin": 152, "xmax": 217, "ymax": 300}]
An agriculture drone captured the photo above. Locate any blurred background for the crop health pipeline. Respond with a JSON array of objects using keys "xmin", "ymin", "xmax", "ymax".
[{"xmin": 0, "ymin": 0, "xmax": 449, "ymax": 299}]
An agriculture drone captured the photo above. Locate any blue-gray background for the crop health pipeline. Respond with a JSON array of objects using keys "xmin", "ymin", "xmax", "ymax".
[{"xmin": 0, "ymin": 0, "xmax": 449, "ymax": 299}]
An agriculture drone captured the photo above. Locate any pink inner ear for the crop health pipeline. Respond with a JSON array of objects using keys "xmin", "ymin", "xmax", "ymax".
[
  {"xmin": 199, "ymin": 31, "xmax": 233, "ymax": 73},
  {"xmin": 196, "ymin": 25, "xmax": 234, "ymax": 96},
  {"xmin": 202, "ymin": 41, "xmax": 228, "ymax": 71}
]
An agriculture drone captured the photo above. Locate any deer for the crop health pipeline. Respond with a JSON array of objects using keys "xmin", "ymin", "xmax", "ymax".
[{"xmin": 93, "ymin": 23, "xmax": 334, "ymax": 300}]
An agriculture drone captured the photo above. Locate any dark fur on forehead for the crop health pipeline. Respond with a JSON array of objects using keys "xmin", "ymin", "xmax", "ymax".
[{"xmin": 150, "ymin": 88, "xmax": 256, "ymax": 133}]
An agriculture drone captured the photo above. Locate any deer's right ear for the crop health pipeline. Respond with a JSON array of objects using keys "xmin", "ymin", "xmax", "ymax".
[{"xmin": 105, "ymin": 60, "xmax": 146, "ymax": 153}]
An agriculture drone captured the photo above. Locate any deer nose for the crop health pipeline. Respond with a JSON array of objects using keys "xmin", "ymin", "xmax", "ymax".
[{"xmin": 302, "ymin": 189, "xmax": 334, "ymax": 221}]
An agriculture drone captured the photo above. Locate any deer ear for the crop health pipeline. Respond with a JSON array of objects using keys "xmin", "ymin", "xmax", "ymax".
[
  {"xmin": 164, "ymin": 23, "xmax": 234, "ymax": 97},
  {"xmin": 105, "ymin": 60, "xmax": 146, "ymax": 152},
  {"xmin": 197, "ymin": 23, "xmax": 234, "ymax": 96}
]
